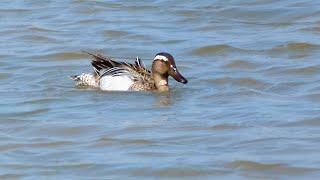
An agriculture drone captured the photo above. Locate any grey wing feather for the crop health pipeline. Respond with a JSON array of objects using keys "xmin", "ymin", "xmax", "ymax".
[
  {"xmin": 83, "ymin": 51, "xmax": 152, "ymax": 83},
  {"xmin": 100, "ymin": 67, "xmax": 132, "ymax": 78}
]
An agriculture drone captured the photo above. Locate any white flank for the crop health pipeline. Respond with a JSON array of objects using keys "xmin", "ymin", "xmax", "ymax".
[
  {"xmin": 154, "ymin": 55, "xmax": 168, "ymax": 62},
  {"xmin": 100, "ymin": 75, "xmax": 134, "ymax": 91}
]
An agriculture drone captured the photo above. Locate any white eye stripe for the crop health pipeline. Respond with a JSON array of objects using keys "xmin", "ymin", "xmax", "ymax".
[{"xmin": 154, "ymin": 55, "xmax": 168, "ymax": 62}]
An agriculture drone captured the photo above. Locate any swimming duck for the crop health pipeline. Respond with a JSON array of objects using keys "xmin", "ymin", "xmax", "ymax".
[{"xmin": 70, "ymin": 52, "xmax": 188, "ymax": 91}]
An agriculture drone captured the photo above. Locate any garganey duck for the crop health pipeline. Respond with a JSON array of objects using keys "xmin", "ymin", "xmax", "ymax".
[{"xmin": 70, "ymin": 52, "xmax": 188, "ymax": 91}]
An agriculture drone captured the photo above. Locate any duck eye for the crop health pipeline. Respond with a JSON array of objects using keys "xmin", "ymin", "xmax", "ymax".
[{"xmin": 170, "ymin": 65, "xmax": 177, "ymax": 72}]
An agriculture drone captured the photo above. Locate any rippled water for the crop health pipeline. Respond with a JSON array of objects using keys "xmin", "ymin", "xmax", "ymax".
[{"xmin": 1, "ymin": 0, "xmax": 320, "ymax": 179}]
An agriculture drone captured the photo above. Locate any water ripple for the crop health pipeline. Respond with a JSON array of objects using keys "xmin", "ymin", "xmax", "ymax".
[
  {"xmin": 191, "ymin": 45, "xmax": 245, "ymax": 56},
  {"xmin": 228, "ymin": 160, "xmax": 318, "ymax": 175},
  {"xmin": 1, "ymin": 0, "xmax": 320, "ymax": 179}
]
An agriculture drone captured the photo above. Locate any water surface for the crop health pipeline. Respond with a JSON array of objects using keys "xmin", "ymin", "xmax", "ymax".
[{"xmin": 1, "ymin": 0, "xmax": 320, "ymax": 179}]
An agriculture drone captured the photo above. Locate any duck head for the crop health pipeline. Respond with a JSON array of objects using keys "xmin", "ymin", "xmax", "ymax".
[{"xmin": 152, "ymin": 52, "xmax": 188, "ymax": 90}]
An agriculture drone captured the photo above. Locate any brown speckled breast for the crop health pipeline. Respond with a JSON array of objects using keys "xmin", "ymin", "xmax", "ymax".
[{"xmin": 129, "ymin": 82, "xmax": 156, "ymax": 91}]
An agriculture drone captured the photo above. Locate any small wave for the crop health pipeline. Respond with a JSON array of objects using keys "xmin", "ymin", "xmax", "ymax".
[
  {"xmin": 191, "ymin": 45, "xmax": 244, "ymax": 56},
  {"xmin": 19, "ymin": 35, "xmax": 56, "ymax": 42},
  {"xmin": 0, "ymin": 140, "xmax": 72, "ymax": 151},
  {"xmin": 301, "ymin": 27, "xmax": 320, "ymax": 32},
  {"xmin": 1, "ymin": 108, "xmax": 50, "ymax": 118},
  {"xmin": 175, "ymin": 9, "xmax": 200, "ymax": 17},
  {"xmin": 102, "ymin": 30, "xmax": 130, "ymax": 37},
  {"xmin": 303, "ymin": 93, "xmax": 320, "ymax": 103},
  {"xmin": 285, "ymin": 43, "xmax": 318, "ymax": 50},
  {"xmin": 229, "ymin": 160, "xmax": 284, "ymax": 170},
  {"xmin": 0, "ymin": 118, "xmax": 32, "ymax": 125},
  {"xmin": 78, "ymin": 19, "xmax": 107, "ymax": 24},
  {"xmin": 271, "ymin": 43, "xmax": 319, "ymax": 52},
  {"xmin": 21, "ymin": 98, "xmax": 58, "ymax": 105},
  {"xmin": 222, "ymin": 60, "xmax": 260, "ymax": 70},
  {"xmin": 129, "ymin": 167, "xmax": 229, "ymax": 177},
  {"xmin": 206, "ymin": 77, "xmax": 269, "ymax": 89},
  {"xmin": 98, "ymin": 137, "xmax": 154, "ymax": 145},
  {"xmin": 122, "ymin": 5, "xmax": 158, "ymax": 11},
  {"xmin": 160, "ymin": 39, "xmax": 187, "ymax": 44},
  {"xmin": 280, "ymin": 117, "xmax": 320, "ymax": 127},
  {"xmin": 286, "ymin": 66, "xmax": 320, "ymax": 75},
  {"xmin": 0, "ymin": 8, "xmax": 32, "ymax": 13},
  {"xmin": 44, "ymin": 53, "xmax": 88, "ymax": 60},
  {"xmin": 210, "ymin": 124, "xmax": 246, "ymax": 130},
  {"xmin": 29, "ymin": 27, "xmax": 59, "ymax": 33},
  {"xmin": 228, "ymin": 160, "xmax": 316, "ymax": 174},
  {"xmin": 0, "ymin": 73, "xmax": 11, "ymax": 80},
  {"xmin": 0, "ymin": 174, "xmax": 23, "ymax": 179},
  {"xmin": 265, "ymin": 66, "xmax": 320, "ymax": 76}
]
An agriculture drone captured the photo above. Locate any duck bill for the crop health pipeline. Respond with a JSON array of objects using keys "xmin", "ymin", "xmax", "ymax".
[{"xmin": 172, "ymin": 71, "xmax": 188, "ymax": 84}]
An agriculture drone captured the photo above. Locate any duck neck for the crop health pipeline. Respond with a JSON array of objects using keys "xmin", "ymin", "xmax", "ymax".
[{"xmin": 153, "ymin": 72, "xmax": 169, "ymax": 91}]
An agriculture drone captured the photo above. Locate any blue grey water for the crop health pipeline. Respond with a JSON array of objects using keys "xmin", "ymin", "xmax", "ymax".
[{"xmin": 1, "ymin": 0, "xmax": 320, "ymax": 179}]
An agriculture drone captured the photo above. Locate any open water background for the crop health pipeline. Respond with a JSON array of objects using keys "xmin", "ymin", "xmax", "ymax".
[{"xmin": 1, "ymin": 0, "xmax": 320, "ymax": 179}]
